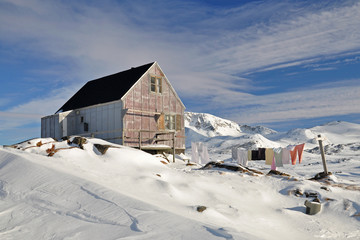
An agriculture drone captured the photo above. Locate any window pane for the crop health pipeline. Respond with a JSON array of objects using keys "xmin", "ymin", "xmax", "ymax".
[
  {"xmin": 151, "ymin": 84, "xmax": 156, "ymax": 92},
  {"xmin": 158, "ymin": 78, "xmax": 162, "ymax": 93}
]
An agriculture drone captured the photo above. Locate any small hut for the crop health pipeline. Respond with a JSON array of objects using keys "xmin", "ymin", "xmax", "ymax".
[{"xmin": 41, "ymin": 62, "xmax": 185, "ymax": 154}]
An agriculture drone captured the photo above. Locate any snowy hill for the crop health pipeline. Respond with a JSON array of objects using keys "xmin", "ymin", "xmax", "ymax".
[
  {"xmin": 185, "ymin": 112, "xmax": 360, "ymax": 158},
  {"xmin": 1, "ymin": 115, "xmax": 360, "ymax": 239},
  {"xmin": 185, "ymin": 112, "xmax": 277, "ymax": 138},
  {"xmin": 185, "ymin": 112, "xmax": 243, "ymax": 137},
  {"xmin": 185, "ymin": 112, "xmax": 281, "ymax": 156}
]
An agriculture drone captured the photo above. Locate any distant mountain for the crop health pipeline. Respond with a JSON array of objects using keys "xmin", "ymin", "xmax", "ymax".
[
  {"xmin": 184, "ymin": 112, "xmax": 360, "ymax": 155},
  {"xmin": 185, "ymin": 112, "xmax": 243, "ymax": 137},
  {"xmin": 185, "ymin": 112, "xmax": 277, "ymax": 137},
  {"xmin": 184, "ymin": 112, "xmax": 281, "ymax": 153}
]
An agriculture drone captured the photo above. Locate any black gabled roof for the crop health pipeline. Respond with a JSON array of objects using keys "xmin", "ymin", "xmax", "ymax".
[{"xmin": 56, "ymin": 62, "xmax": 154, "ymax": 113}]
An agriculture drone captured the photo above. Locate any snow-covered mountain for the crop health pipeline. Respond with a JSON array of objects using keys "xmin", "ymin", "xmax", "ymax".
[
  {"xmin": 185, "ymin": 112, "xmax": 281, "ymax": 154},
  {"xmin": 185, "ymin": 112, "xmax": 360, "ymax": 156},
  {"xmin": 185, "ymin": 112, "xmax": 277, "ymax": 137},
  {"xmin": 1, "ymin": 114, "xmax": 360, "ymax": 239},
  {"xmin": 185, "ymin": 112, "xmax": 243, "ymax": 137}
]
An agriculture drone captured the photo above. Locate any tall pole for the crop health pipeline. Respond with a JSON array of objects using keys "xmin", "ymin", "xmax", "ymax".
[
  {"xmin": 317, "ymin": 134, "xmax": 328, "ymax": 175},
  {"xmin": 172, "ymin": 132, "xmax": 176, "ymax": 163}
]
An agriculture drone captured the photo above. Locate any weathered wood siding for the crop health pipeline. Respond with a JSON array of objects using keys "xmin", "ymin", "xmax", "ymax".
[
  {"xmin": 41, "ymin": 62, "xmax": 185, "ymax": 151},
  {"xmin": 122, "ymin": 63, "xmax": 185, "ymax": 150}
]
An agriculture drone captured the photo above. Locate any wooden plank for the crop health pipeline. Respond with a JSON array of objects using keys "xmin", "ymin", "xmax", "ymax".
[{"xmin": 158, "ymin": 113, "xmax": 165, "ymax": 130}]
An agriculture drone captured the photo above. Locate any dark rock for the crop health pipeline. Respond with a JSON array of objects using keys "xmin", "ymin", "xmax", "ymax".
[
  {"xmin": 94, "ymin": 144, "xmax": 111, "ymax": 155},
  {"xmin": 267, "ymin": 170, "xmax": 290, "ymax": 177},
  {"xmin": 304, "ymin": 191, "xmax": 318, "ymax": 198},
  {"xmin": 197, "ymin": 206, "xmax": 207, "ymax": 213},
  {"xmin": 309, "ymin": 171, "xmax": 332, "ymax": 180},
  {"xmin": 201, "ymin": 161, "xmax": 263, "ymax": 175},
  {"xmin": 320, "ymin": 186, "xmax": 330, "ymax": 191},
  {"xmin": 62, "ymin": 136, "xmax": 70, "ymax": 141},
  {"xmin": 294, "ymin": 189, "xmax": 304, "ymax": 196},
  {"xmin": 71, "ymin": 137, "xmax": 87, "ymax": 149}
]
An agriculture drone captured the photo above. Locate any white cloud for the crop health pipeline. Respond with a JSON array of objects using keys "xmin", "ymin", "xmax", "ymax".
[
  {"xmin": 0, "ymin": 88, "xmax": 74, "ymax": 131},
  {"xmin": 221, "ymin": 84, "xmax": 360, "ymax": 125},
  {"xmin": 0, "ymin": 0, "xmax": 360, "ymax": 134}
]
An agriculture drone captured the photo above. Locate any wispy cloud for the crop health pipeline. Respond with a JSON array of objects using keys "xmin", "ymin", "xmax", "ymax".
[
  {"xmin": 0, "ymin": 88, "xmax": 74, "ymax": 131},
  {"xmin": 0, "ymin": 0, "xmax": 359, "ymax": 138},
  {"xmin": 220, "ymin": 83, "xmax": 360, "ymax": 125}
]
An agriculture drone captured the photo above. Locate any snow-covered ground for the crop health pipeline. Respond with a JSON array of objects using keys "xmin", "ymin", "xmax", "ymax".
[{"xmin": 0, "ymin": 112, "xmax": 359, "ymax": 239}]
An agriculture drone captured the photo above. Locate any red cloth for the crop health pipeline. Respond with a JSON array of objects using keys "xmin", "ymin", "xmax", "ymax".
[
  {"xmin": 296, "ymin": 143, "xmax": 305, "ymax": 164},
  {"xmin": 290, "ymin": 147, "xmax": 297, "ymax": 165}
]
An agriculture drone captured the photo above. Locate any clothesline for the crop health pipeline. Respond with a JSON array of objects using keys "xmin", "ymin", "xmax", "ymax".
[
  {"xmin": 232, "ymin": 143, "xmax": 305, "ymax": 170},
  {"xmin": 191, "ymin": 142, "xmax": 210, "ymax": 165}
]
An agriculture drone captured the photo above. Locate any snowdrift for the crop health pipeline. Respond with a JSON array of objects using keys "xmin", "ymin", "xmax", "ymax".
[{"xmin": 1, "ymin": 115, "xmax": 360, "ymax": 239}]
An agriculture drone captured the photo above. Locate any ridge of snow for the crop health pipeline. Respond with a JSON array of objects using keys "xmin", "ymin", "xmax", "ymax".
[{"xmin": 1, "ymin": 114, "xmax": 360, "ymax": 239}]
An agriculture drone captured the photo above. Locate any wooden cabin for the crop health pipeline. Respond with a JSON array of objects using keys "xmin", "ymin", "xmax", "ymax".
[{"xmin": 41, "ymin": 62, "xmax": 186, "ymax": 154}]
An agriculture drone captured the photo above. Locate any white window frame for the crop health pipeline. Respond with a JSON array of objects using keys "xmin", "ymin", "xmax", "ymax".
[
  {"xmin": 165, "ymin": 114, "xmax": 176, "ymax": 130},
  {"xmin": 150, "ymin": 75, "xmax": 162, "ymax": 93}
]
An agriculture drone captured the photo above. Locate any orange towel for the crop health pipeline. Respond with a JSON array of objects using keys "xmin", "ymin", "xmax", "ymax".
[
  {"xmin": 296, "ymin": 143, "xmax": 305, "ymax": 164},
  {"xmin": 289, "ymin": 146, "xmax": 297, "ymax": 165}
]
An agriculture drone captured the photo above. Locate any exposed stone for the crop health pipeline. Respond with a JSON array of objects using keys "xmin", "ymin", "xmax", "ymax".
[
  {"xmin": 304, "ymin": 191, "xmax": 318, "ymax": 198},
  {"xmin": 200, "ymin": 161, "xmax": 263, "ymax": 175},
  {"xmin": 196, "ymin": 206, "xmax": 207, "ymax": 213},
  {"xmin": 94, "ymin": 144, "xmax": 111, "ymax": 155},
  {"xmin": 71, "ymin": 137, "xmax": 87, "ymax": 149},
  {"xmin": 267, "ymin": 170, "xmax": 290, "ymax": 177},
  {"xmin": 309, "ymin": 171, "xmax": 332, "ymax": 180},
  {"xmin": 62, "ymin": 136, "xmax": 70, "ymax": 141},
  {"xmin": 320, "ymin": 186, "xmax": 330, "ymax": 191}
]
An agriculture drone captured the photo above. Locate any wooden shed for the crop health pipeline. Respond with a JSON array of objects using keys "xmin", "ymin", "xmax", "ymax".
[{"xmin": 41, "ymin": 62, "xmax": 186, "ymax": 154}]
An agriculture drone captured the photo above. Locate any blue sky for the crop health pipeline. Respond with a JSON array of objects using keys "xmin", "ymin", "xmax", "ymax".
[{"xmin": 0, "ymin": 0, "xmax": 360, "ymax": 145}]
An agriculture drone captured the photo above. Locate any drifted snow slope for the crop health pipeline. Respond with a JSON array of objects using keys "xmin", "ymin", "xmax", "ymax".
[{"xmin": 0, "ymin": 114, "xmax": 360, "ymax": 239}]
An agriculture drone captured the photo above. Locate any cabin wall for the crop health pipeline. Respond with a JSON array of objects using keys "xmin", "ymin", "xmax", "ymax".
[
  {"xmin": 41, "ymin": 101, "xmax": 123, "ymax": 144},
  {"xmin": 41, "ymin": 114, "xmax": 61, "ymax": 140},
  {"xmin": 41, "ymin": 63, "xmax": 185, "ymax": 152},
  {"xmin": 63, "ymin": 101, "xmax": 123, "ymax": 144},
  {"xmin": 122, "ymin": 63, "xmax": 185, "ymax": 151}
]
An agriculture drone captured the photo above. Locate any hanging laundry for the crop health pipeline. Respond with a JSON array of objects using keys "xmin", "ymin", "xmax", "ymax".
[
  {"xmin": 271, "ymin": 157, "xmax": 277, "ymax": 170},
  {"xmin": 265, "ymin": 148, "xmax": 274, "ymax": 165},
  {"xmin": 237, "ymin": 148, "xmax": 248, "ymax": 166},
  {"xmin": 191, "ymin": 142, "xmax": 209, "ymax": 165},
  {"xmin": 200, "ymin": 144, "xmax": 210, "ymax": 165},
  {"xmin": 295, "ymin": 143, "xmax": 305, "ymax": 164},
  {"xmin": 252, "ymin": 150, "xmax": 260, "ymax": 160},
  {"xmin": 273, "ymin": 147, "xmax": 283, "ymax": 167},
  {"xmin": 258, "ymin": 148, "xmax": 266, "ymax": 160},
  {"xmin": 232, "ymin": 147, "xmax": 237, "ymax": 161},
  {"xmin": 289, "ymin": 145, "xmax": 297, "ymax": 165},
  {"xmin": 281, "ymin": 148, "xmax": 291, "ymax": 164},
  {"xmin": 191, "ymin": 142, "xmax": 199, "ymax": 164}
]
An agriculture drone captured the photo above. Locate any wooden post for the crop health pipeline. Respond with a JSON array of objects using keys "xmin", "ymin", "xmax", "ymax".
[
  {"xmin": 139, "ymin": 131, "xmax": 142, "ymax": 150},
  {"xmin": 122, "ymin": 130, "xmax": 125, "ymax": 145},
  {"xmin": 172, "ymin": 132, "xmax": 175, "ymax": 163},
  {"xmin": 317, "ymin": 134, "xmax": 328, "ymax": 175}
]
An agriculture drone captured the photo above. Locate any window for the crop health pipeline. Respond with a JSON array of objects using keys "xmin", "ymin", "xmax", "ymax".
[
  {"xmin": 150, "ymin": 76, "xmax": 162, "ymax": 93},
  {"xmin": 165, "ymin": 114, "xmax": 176, "ymax": 130},
  {"xmin": 84, "ymin": 122, "xmax": 89, "ymax": 132}
]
